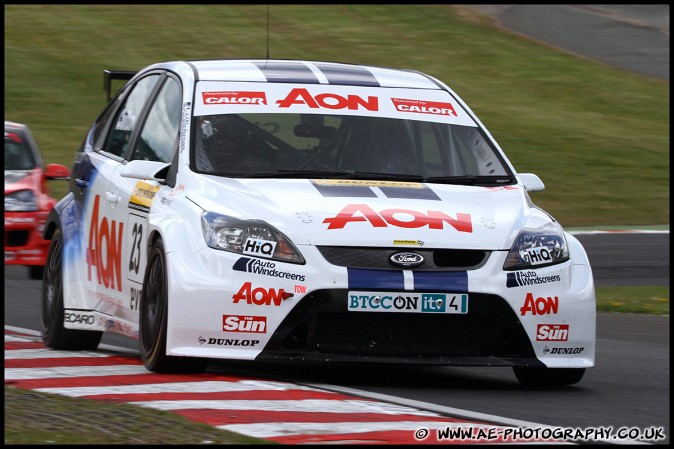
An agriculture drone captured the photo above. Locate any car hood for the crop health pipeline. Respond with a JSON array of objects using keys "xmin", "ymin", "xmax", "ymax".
[{"xmin": 188, "ymin": 177, "xmax": 551, "ymax": 250}]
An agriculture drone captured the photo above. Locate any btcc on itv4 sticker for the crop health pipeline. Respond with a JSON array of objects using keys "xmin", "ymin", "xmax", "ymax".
[{"xmin": 349, "ymin": 291, "xmax": 468, "ymax": 314}]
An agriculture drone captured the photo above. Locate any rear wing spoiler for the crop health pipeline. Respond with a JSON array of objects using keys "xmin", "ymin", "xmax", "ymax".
[{"xmin": 103, "ymin": 70, "xmax": 136, "ymax": 102}]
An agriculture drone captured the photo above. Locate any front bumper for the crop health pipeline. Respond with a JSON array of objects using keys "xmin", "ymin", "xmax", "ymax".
[
  {"xmin": 166, "ymin": 242, "xmax": 596, "ymax": 369},
  {"xmin": 260, "ymin": 289, "xmax": 541, "ymax": 366},
  {"xmin": 4, "ymin": 212, "xmax": 49, "ymax": 266}
]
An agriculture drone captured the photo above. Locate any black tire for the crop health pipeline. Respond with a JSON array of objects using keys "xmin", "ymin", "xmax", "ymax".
[
  {"xmin": 513, "ymin": 366, "xmax": 586, "ymax": 387},
  {"xmin": 41, "ymin": 228, "xmax": 103, "ymax": 350},
  {"xmin": 29, "ymin": 265, "xmax": 44, "ymax": 280},
  {"xmin": 139, "ymin": 237, "xmax": 208, "ymax": 373}
]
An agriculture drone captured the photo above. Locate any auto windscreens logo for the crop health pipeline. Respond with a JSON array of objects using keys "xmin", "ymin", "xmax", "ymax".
[
  {"xmin": 507, "ymin": 271, "xmax": 561, "ymax": 288},
  {"xmin": 233, "ymin": 257, "xmax": 306, "ymax": 282}
]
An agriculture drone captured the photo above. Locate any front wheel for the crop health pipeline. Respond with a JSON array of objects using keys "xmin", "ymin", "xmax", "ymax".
[
  {"xmin": 139, "ymin": 237, "xmax": 208, "ymax": 373},
  {"xmin": 41, "ymin": 228, "xmax": 102, "ymax": 350},
  {"xmin": 513, "ymin": 366, "xmax": 586, "ymax": 387}
]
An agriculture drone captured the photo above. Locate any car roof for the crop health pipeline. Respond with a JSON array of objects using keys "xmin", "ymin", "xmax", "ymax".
[
  {"xmin": 152, "ymin": 59, "xmax": 444, "ymax": 90},
  {"xmin": 4, "ymin": 120, "xmax": 43, "ymax": 165},
  {"xmin": 4, "ymin": 121, "xmax": 28, "ymax": 132},
  {"xmin": 4, "ymin": 121, "xmax": 33, "ymax": 143}
]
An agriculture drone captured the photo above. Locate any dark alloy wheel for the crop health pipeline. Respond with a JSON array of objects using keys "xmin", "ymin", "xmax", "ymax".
[{"xmin": 139, "ymin": 237, "xmax": 208, "ymax": 373}]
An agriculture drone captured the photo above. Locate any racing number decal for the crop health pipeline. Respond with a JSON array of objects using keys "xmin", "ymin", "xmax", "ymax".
[
  {"xmin": 126, "ymin": 214, "xmax": 148, "ymax": 285},
  {"xmin": 128, "ymin": 221, "xmax": 143, "ymax": 275}
]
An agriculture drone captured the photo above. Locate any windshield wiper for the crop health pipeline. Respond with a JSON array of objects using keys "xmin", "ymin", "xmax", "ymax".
[
  {"xmin": 331, "ymin": 171, "xmax": 425, "ymax": 182},
  {"xmin": 238, "ymin": 170, "xmax": 353, "ymax": 178},
  {"xmin": 229, "ymin": 170, "xmax": 514, "ymax": 185},
  {"xmin": 240, "ymin": 170, "xmax": 425, "ymax": 181},
  {"xmin": 425, "ymin": 175, "xmax": 516, "ymax": 186}
]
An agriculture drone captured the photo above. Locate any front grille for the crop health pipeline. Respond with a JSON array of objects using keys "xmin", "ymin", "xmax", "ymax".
[
  {"xmin": 5, "ymin": 230, "xmax": 30, "ymax": 247},
  {"xmin": 317, "ymin": 246, "xmax": 489, "ymax": 270},
  {"xmin": 315, "ymin": 312, "xmax": 493, "ymax": 357},
  {"xmin": 261, "ymin": 290, "xmax": 535, "ymax": 364}
]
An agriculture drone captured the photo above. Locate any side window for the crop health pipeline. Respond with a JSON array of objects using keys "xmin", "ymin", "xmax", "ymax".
[
  {"xmin": 92, "ymin": 97, "xmax": 122, "ymax": 149},
  {"xmin": 132, "ymin": 77, "xmax": 181, "ymax": 163},
  {"xmin": 4, "ymin": 133, "xmax": 36, "ymax": 170},
  {"xmin": 102, "ymin": 75, "xmax": 160, "ymax": 157}
]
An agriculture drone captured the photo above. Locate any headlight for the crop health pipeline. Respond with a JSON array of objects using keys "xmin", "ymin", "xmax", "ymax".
[
  {"xmin": 5, "ymin": 190, "xmax": 37, "ymax": 211},
  {"xmin": 201, "ymin": 211, "xmax": 305, "ymax": 264},
  {"xmin": 503, "ymin": 223, "xmax": 569, "ymax": 270}
]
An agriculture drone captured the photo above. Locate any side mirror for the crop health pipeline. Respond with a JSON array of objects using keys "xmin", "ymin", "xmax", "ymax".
[
  {"xmin": 44, "ymin": 163, "xmax": 71, "ymax": 180},
  {"xmin": 120, "ymin": 160, "xmax": 169, "ymax": 182},
  {"xmin": 517, "ymin": 173, "xmax": 545, "ymax": 192}
]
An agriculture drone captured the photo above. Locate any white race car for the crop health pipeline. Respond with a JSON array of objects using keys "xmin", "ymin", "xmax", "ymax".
[{"xmin": 42, "ymin": 59, "xmax": 595, "ymax": 386}]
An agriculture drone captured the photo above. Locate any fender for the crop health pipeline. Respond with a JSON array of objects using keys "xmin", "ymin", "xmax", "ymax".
[
  {"xmin": 565, "ymin": 232, "xmax": 591, "ymax": 266},
  {"xmin": 146, "ymin": 192, "xmax": 207, "ymax": 256},
  {"xmin": 44, "ymin": 192, "xmax": 92, "ymax": 311},
  {"xmin": 44, "ymin": 195, "xmax": 68, "ymax": 241}
]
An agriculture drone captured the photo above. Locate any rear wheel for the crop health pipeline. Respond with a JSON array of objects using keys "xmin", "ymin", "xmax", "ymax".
[
  {"xmin": 513, "ymin": 366, "xmax": 585, "ymax": 387},
  {"xmin": 139, "ymin": 237, "xmax": 208, "ymax": 373},
  {"xmin": 41, "ymin": 228, "xmax": 102, "ymax": 350}
]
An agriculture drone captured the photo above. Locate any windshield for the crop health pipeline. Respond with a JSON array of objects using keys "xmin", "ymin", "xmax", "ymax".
[
  {"xmin": 4, "ymin": 132, "xmax": 37, "ymax": 171},
  {"xmin": 192, "ymin": 113, "xmax": 514, "ymax": 185},
  {"xmin": 190, "ymin": 81, "xmax": 515, "ymax": 185}
]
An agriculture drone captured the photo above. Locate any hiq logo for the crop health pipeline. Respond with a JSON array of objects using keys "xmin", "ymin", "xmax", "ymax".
[
  {"xmin": 525, "ymin": 247, "xmax": 553, "ymax": 266},
  {"xmin": 243, "ymin": 238, "xmax": 276, "ymax": 259}
]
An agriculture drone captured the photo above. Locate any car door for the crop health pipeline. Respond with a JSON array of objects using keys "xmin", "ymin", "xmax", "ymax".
[
  {"xmin": 98, "ymin": 73, "xmax": 183, "ymax": 325},
  {"xmin": 83, "ymin": 73, "xmax": 164, "ymax": 320}
]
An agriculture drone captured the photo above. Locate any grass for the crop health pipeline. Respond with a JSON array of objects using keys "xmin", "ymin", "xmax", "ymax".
[
  {"xmin": 4, "ymin": 5, "xmax": 669, "ymax": 227},
  {"xmin": 596, "ymin": 286, "xmax": 669, "ymax": 315},
  {"xmin": 3, "ymin": 4, "xmax": 669, "ymax": 445}
]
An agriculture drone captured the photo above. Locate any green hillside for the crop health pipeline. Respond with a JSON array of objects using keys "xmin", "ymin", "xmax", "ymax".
[{"xmin": 5, "ymin": 5, "xmax": 669, "ymax": 227}]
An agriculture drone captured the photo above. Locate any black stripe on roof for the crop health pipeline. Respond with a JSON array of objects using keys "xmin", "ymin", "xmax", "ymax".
[
  {"xmin": 253, "ymin": 61, "xmax": 320, "ymax": 84},
  {"xmin": 313, "ymin": 63, "xmax": 381, "ymax": 87}
]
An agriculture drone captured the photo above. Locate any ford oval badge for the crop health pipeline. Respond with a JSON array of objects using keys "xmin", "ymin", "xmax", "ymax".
[{"xmin": 390, "ymin": 252, "xmax": 425, "ymax": 267}]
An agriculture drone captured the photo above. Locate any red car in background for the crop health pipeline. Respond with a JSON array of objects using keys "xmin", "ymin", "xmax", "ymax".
[{"xmin": 5, "ymin": 121, "xmax": 70, "ymax": 279}]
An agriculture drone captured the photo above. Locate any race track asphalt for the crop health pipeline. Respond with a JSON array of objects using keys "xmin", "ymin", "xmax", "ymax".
[{"xmin": 461, "ymin": 4, "xmax": 669, "ymax": 80}]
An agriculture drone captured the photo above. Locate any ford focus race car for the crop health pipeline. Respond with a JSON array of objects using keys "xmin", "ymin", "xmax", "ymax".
[
  {"xmin": 5, "ymin": 121, "xmax": 70, "ymax": 279},
  {"xmin": 41, "ymin": 59, "xmax": 595, "ymax": 386}
]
